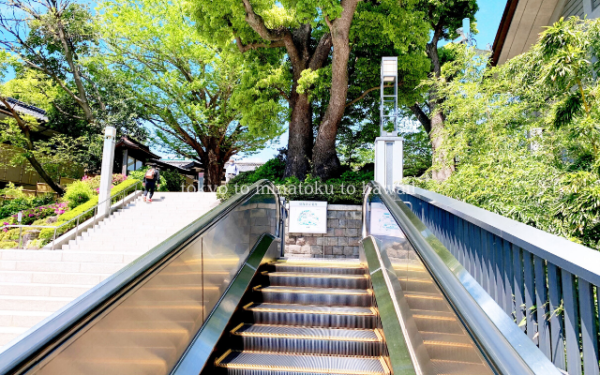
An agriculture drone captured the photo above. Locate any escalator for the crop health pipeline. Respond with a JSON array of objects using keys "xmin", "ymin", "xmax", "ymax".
[
  {"xmin": 208, "ymin": 259, "xmax": 389, "ymax": 374},
  {"xmin": 0, "ymin": 180, "xmax": 559, "ymax": 375}
]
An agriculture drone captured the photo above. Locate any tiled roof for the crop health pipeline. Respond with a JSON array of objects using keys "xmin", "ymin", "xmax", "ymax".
[{"xmin": 0, "ymin": 98, "xmax": 48, "ymax": 122}]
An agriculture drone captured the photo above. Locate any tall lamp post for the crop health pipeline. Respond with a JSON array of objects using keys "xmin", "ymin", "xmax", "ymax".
[
  {"xmin": 98, "ymin": 126, "xmax": 117, "ymax": 218},
  {"xmin": 375, "ymin": 57, "xmax": 403, "ymax": 188}
]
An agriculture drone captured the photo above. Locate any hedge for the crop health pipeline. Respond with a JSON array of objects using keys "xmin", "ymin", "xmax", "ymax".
[
  {"xmin": 217, "ymin": 181, "xmax": 368, "ymax": 205},
  {"xmin": 39, "ymin": 179, "xmax": 141, "ymax": 241}
]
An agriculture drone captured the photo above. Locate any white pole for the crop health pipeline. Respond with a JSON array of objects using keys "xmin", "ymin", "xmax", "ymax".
[{"xmin": 98, "ymin": 126, "xmax": 117, "ymax": 218}]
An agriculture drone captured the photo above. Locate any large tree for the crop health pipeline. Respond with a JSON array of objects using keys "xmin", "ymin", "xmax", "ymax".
[
  {"xmin": 0, "ymin": 0, "xmax": 143, "ymax": 191},
  {"xmin": 192, "ymin": 0, "xmax": 428, "ymax": 180},
  {"xmin": 99, "ymin": 0, "xmax": 284, "ymax": 190},
  {"xmin": 406, "ymin": 0, "xmax": 478, "ymax": 181}
]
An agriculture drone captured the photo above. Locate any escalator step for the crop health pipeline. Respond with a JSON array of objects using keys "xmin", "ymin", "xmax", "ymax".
[
  {"xmin": 272, "ymin": 261, "xmax": 366, "ymax": 275},
  {"xmin": 215, "ymin": 350, "xmax": 390, "ymax": 375},
  {"xmin": 231, "ymin": 324, "xmax": 383, "ymax": 356},
  {"xmin": 264, "ymin": 272, "xmax": 369, "ymax": 289},
  {"xmin": 256, "ymin": 286, "xmax": 372, "ymax": 307},
  {"xmin": 245, "ymin": 303, "xmax": 377, "ymax": 328}
]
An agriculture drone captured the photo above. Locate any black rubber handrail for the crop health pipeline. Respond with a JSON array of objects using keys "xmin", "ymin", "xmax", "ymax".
[
  {"xmin": 366, "ymin": 181, "xmax": 560, "ymax": 375},
  {"xmin": 0, "ymin": 179, "xmax": 281, "ymax": 375}
]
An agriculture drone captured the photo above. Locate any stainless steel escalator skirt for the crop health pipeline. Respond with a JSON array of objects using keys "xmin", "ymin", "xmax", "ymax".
[{"xmin": 361, "ymin": 182, "xmax": 561, "ymax": 375}]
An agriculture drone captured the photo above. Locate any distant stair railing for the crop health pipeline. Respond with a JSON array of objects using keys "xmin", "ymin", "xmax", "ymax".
[
  {"xmin": 0, "ymin": 180, "xmax": 143, "ymax": 250},
  {"xmin": 397, "ymin": 184, "xmax": 600, "ymax": 375}
]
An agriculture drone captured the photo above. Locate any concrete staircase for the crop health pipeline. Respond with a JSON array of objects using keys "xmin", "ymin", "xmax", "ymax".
[{"xmin": 0, "ymin": 192, "xmax": 219, "ymax": 350}]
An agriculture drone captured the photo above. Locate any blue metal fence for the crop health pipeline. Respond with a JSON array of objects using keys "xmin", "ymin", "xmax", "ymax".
[{"xmin": 397, "ymin": 185, "xmax": 600, "ymax": 375}]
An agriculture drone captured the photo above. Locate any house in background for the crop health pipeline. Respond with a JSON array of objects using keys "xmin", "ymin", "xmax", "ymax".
[
  {"xmin": 0, "ymin": 98, "xmax": 82, "ymax": 192},
  {"xmin": 492, "ymin": 0, "xmax": 599, "ymax": 66},
  {"xmin": 114, "ymin": 136, "xmax": 203, "ymax": 189}
]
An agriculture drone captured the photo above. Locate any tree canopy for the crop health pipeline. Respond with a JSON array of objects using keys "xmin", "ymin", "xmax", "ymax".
[{"xmin": 98, "ymin": 0, "xmax": 285, "ymax": 189}]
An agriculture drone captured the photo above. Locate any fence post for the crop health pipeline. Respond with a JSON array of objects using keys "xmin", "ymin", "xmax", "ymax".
[
  {"xmin": 76, "ymin": 216, "xmax": 80, "ymax": 244},
  {"xmin": 52, "ymin": 228, "xmax": 57, "ymax": 250}
]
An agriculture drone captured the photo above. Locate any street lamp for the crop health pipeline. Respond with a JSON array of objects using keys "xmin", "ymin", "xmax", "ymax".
[
  {"xmin": 375, "ymin": 57, "xmax": 403, "ymax": 188},
  {"xmin": 380, "ymin": 57, "xmax": 398, "ymax": 136}
]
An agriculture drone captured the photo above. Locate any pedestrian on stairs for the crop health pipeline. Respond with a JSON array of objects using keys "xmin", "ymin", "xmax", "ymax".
[{"xmin": 143, "ymin": 166, "xmax": 160, "ymax": 202}]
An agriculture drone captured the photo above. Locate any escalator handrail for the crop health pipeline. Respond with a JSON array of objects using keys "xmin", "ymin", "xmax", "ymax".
[
  {"xmin": 364, "ymin": 181, "xmax": 560, "ymax": 375},
  {"xmin": 0, "ymin": 179, "xmax": 281, "ymax": 375}
]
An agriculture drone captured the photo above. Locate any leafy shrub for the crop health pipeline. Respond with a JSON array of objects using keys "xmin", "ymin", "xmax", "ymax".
[
  {"xmin": 39, "ymin": 179, "xmax": 141, "ymax": 241},
  {"xmin": 82, "ymin": 174, "xmax": 128, "ymax": 190},
  {"xmin": 219, "ymin": 157, "xmax": 373, "ymax": 204},
  {"xmin": 64, "ymin": 181, "xmax": 95, "ymax": 209},
  {"xmin": 0, "ymin": 183, "xmax": 56, "ymax": 220},
  {"xmin": 228, "ymin": 158, "xmax": 286, "ymax": 185},
  {"xmin": 161, "ymin": 169, "xmax": 186, "ymax": 191}
]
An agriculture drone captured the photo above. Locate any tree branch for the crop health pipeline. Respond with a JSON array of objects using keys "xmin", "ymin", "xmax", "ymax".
[
  {"xmin": 345, "ymin": 85, "xmax": 391, "ymax": 108},
  {"xmin": 409, "ymin": 104, "xmax": 431, "ymax": 134}
]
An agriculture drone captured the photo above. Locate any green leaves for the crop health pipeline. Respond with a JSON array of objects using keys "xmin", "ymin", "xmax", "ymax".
[{"xmin": 408, "ymin": 17, "xmax": 600, "ymax": 250}]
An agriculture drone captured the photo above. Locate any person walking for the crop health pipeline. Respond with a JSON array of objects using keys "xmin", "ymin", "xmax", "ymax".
[{"xmin": 143, "ymin": 166, "xmax": 160, "ymax": 202}]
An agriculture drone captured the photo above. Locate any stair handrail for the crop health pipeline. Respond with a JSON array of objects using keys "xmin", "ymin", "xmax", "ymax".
[
  {"xmin": 362, "ymin": 181, "xmax": 560, "ymax": 375},
  {"xmin": 0, "ymin": 180, "xmax": 144, "ymax": 249},
  {"xmin": 0, "ymin": 179, "xmax": 281, "ymax": 375}
]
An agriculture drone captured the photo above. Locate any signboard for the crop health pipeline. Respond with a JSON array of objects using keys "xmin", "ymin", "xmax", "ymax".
[
  {"xmin": 289, "ymin": 201, "xmax": 328, "ymax": 234},
  {"xmin": 370, "ymin": 202, "xmax": 405, "ymax": 238}
]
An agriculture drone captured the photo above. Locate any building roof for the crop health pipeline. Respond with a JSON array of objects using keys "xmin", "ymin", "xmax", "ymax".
[
  {"xmin": 492, "ymin": 0, "xmax": 569, "ymax": 66},
  {"xmin": 161, "ymin": 159, "xmax": 203, "ymax": 170},
  {"xmin": 115, "ymin": 136, "xmax": 160, "ymax": 159},
  {"xmin": 0, "ymin": 98, "xmax": 48, "ymax": 122}
]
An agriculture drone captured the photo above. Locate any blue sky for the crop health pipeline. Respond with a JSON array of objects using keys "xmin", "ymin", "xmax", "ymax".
[{"xmin": 244, "ymin": 0, "xmax": 508, "ymax": 163}]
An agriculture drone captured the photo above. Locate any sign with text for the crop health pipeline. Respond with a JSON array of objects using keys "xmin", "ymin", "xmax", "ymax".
[
  {"xmin": 289, "ymin": 201, "xmax": 328, "ymax": 234},
  {"xmin": 370, "ymin": 202, "xmax": 405, "ymax": 238}
]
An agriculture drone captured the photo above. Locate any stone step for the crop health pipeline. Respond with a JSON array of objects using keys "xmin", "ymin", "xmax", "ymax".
[
  {"xmin": 0, "ymin": 250, "xmax": 136, "ymax": 264},
  {"xmin": 0, "ymin": 310, "xmax": 51, "ymax": 327},
  {"xmin": 0, "ymin": 271, "xmax": 109, "ymax": 285},
  {"xmin": 0, "ymin": 326, "xmax": 29, "ymax": 346},
  {"xmin": 2, "ymin": 260, "xmax": 126, "ymax": 274},
  {"xmin": 0, "ymin": 282, "xmax": 91, "ymax": 298},
  {"xmin": 0, "ymin": 295, "xmax": 73, "ymax": 312}
]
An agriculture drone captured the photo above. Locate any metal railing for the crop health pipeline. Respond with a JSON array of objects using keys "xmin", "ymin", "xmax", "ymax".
[
  {"xmin": 363, "ymin": 181, "xmax": 559, "ymax": 375},
  {"xmin": 397, "ymin": 184, "xmax": 600, "ymax": 375},
  {"xmin": 0, "ymin": 180, "xmax": 143, "ymax": 250},
  {"xmin": 0, "ymin": 179, "xmax": 282, "ymax": 375}
]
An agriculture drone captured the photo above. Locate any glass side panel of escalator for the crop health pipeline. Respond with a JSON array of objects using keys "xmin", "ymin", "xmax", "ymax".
[
  {"xmin": 369, "ymin": 201, "xmax": 495, "ymax": 375},
  {"xmin": 19, "ymin": 193, "xmax": 278, "ymax": 375}
]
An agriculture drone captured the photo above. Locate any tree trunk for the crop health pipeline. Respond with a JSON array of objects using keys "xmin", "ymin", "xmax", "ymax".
[
  {"xmin": 429, "ymin": 110, "xmax": 453, "ymax": 181},
  {"xmin": 204, "ymin": 162, "xmax": 224, "ymax": 192},
  {"xmin": 24, "ymin": 154, "xmax": 65, "ymax": 195},
  {"xmin": 285, "ymin": 88, "xmax": 313, "ymax": 180},
  {"xmin": 311, "ymin": 0, "xmax": 359, "ymax": 180}
]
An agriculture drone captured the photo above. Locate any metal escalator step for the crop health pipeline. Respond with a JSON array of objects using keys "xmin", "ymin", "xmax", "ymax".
[
  {"xmin": 245, "ymin": 303, "xmax": 377, "ymax": 328},
  {"xmin": 231, "ymin": 324, "xmax": 383, "ymax": 356},
  {"xmin": 398, "ymin": 278, "xmax": 440, "ymax": 294},
  {"xmin": 256, "ymin": 286, "xmax": 372, "ymax": 307},
  {"xmin": 264, "ymin": 272, "xmax": 369, "ymax": 289},
  {"xmin": 272, "ymin": 261, "xmax": 366, "ymax": 275},
  {"xmin": 215, "ymin": 350, "xmax": 390, "ymax": 375}
]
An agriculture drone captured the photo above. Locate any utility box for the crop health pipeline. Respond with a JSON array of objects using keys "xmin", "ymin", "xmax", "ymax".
[{"xmin": 374, "ymin": 137, "xmax": 403, "ymax": 188}]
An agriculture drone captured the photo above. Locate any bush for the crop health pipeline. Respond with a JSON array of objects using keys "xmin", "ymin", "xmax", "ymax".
[
  {"xmin": 39, "ymin": 179, "xmax": 141, "ymax": 241},
  {"xmin": 64, "ymin": 181, "xmax": 95, "ymax": 209},
  {"xmin": 219, "ymin": 157, "xmax": 373, "ymax": 205},
  {"xmin": 161, "ymin": 169, "xmax": 186, "ymax": 191},
  {"xmin": 228, "ymin": 158, "xmax": 286, "ymax": 185},
  {"xmin": 82, "ymin": 174, "xmax": 128, "ymax": 191},
  {"xmin": 0, "ymin": 183, "xmax": 56, "ymax": 220}
]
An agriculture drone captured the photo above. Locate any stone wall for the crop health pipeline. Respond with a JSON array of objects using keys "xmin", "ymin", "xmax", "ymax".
[{"xmin": 284, "ymin": 204, "xmax": 362, "ymax": 258}]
